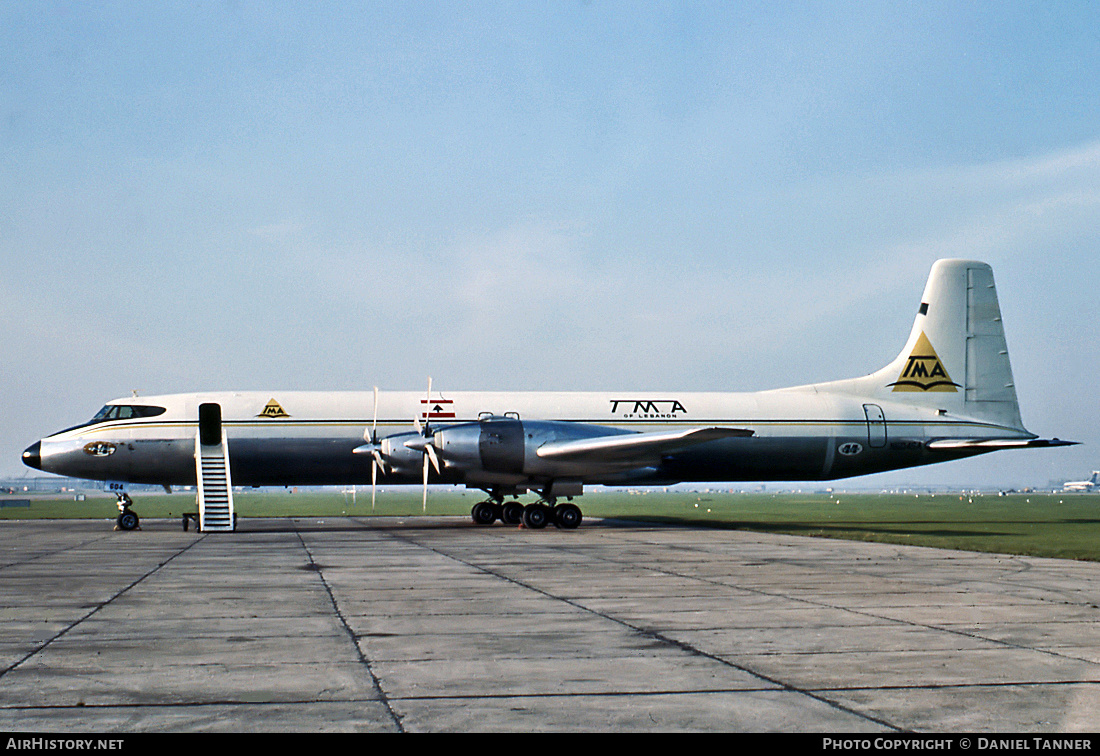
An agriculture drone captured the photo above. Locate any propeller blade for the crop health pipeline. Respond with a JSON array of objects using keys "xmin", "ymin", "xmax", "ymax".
[
  {"xmin": 364, "ymin": 386, "xmax": 380, "ymax": 512},
  {"xmin": 422, "ymin": 454, "xmax": 429, "ymax": 512},
  {"xmin": 371, "ymin": 386, "xmax": 379, "ymax": 441},
  {"xmin": 425, "ymin": 443, "xmax": 441, "ymax": 474},
  {"xmin": 416, "ymin": 377, "xmax": 435, "ymax": 513},
  {"xmin": 416, "ymin": 376, "xmax": 432, "ymax": 434}
]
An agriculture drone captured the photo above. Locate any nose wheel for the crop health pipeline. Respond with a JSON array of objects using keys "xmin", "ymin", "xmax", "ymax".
[{"xmin": 113, "ymin": 492, "xmax": 140, "ymax": 531}]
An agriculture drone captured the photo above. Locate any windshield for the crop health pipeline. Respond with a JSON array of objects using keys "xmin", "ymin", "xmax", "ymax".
[
  {"xmin": 90, "ymin": 405, "xmax": 167, "ymax": 423},
  {"xmin": 48, "ymin": 404, "xmax": 169, "ymax": 438}
]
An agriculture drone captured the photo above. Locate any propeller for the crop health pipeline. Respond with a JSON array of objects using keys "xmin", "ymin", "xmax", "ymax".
[
  {"xmin": 369, "ymin": 386, "xmax": 383, "ymax": 510},
  {"xmin": 354, "ymin": 378, "xmax": 442, "ymax": 514},
  {"xmin": 407, "ymin": 377, "xmax": 441, "ymax": 512},
  {"xmin": 353, "ymin": 386, "xmax": 386, "ymax": 511}
]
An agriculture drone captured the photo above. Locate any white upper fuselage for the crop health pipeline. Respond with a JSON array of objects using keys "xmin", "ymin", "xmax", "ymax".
[{"xmin": 61, "ymin": 386, "xmax": 1022, "ymax": 441}]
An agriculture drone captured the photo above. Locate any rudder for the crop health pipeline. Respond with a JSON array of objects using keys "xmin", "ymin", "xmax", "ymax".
[{"xmin": 867, "ymin": 259, "xmax": 1024, "ymax": 430}]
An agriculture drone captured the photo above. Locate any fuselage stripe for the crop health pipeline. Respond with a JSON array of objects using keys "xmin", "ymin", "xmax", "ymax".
[{"xmin": 50, "ymin": 417, "xmax": 1023, "ymax": 439}]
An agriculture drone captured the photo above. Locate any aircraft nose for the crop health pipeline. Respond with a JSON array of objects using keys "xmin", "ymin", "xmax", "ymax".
[{"xmin": 22, "ymin": 442, "xmax": 41, "ymax": 470}]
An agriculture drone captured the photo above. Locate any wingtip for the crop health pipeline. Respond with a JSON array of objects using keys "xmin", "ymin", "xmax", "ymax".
[{"xmin": 928, "ymin": 437, "xmax": 1079, "ymax": 450}]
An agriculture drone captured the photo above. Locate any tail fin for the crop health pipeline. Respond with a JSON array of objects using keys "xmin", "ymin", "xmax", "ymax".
[{"xmin": 863, "ymin": 259, "xmax": 1025, "ymax": 430}]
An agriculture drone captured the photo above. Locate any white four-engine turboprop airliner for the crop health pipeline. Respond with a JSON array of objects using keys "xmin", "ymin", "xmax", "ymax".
[{"xmin": 22, "ymin": 259, "xmax": 1073, "ymax": 531}]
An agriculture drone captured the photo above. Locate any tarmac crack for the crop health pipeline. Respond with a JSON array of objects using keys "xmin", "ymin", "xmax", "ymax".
[
  {"xmin": 0, "ymin": 533, "xmax": 208, "ymax": 681},
  {"xmin": 554, "ymin": 532, "xmax": 1100, "ymax": 669},
  {"xmin": 291, "ymin": 523, "xmax": 405, "ymax": 733},
  {"xmin": 368, "ymin": 677, "xmax": 1100, "ymax": 702},
  {"xmin": 0, "ymin": 532, "xmax": 119, "ymax": 571},
  {"xmin": 367, "ymin": 523, "xmax": 905, "ymax": 732}
]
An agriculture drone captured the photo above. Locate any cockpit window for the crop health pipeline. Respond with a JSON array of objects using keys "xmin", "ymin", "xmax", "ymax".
[
  {"xmin": 90, "ymin": 405, "xmax": 167, "ymax": 423},
  {"xmin": 49, "ymin": 404, "xmax": 170, "ymax": 437}
]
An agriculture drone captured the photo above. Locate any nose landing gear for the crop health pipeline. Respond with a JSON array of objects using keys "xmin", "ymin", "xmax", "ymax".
[{"xmin": 113, "ymin": 492, "xmax": 140, "ymax": 531}]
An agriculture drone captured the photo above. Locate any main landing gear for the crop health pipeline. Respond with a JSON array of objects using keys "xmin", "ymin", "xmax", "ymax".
[
  {"xmin": 470, "ymin": 497, "xmax": 583, "ymax": 530},
  {"xmin": 113, "ymin": 492, "xmax": 140, "ymax": 531}
]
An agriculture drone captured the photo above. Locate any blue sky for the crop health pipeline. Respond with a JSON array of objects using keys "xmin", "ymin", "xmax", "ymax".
[{"xmin": 2, "ymin": 1, "xmax": 1097, "ymax": 487}]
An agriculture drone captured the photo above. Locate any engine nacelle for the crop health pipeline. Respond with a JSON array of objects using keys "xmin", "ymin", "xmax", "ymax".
[
  {"xmin": 377, "ymin": 418, "xmax": 529, "ymax": 476},
  {"xmin": 379, "ymin": 416, "xmax": 645, "ymax": 483},
  {"xmin": 432, "ymin": 416, "xmax": 525, "ymax": 474},
  {"xmin": 379, "ymin": 431, "xmax": 430, "ymax": 473}
]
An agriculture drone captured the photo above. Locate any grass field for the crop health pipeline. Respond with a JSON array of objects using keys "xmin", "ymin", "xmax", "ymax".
[{"xmin": 4, "ymin": 489, "xmax": 1099, "ymax": 562}]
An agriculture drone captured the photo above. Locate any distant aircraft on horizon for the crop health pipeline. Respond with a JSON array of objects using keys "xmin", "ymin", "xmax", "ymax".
[
  {"xmin": 23, "ymin": 259, "xmax": 1075, "ymax": 532},
  {"xmin": 1063, "ymin": 472, "xmax": 1099, "ymax": 493}
]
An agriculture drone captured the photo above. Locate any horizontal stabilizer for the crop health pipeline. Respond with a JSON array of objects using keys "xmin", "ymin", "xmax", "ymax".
[
  {"xmin": 927, "ymin": 438, "xmax": 1078, "ymax": 451},
  {"xmin": 537, "ymin": 427, "xmax": 753, "ymax": 464}
]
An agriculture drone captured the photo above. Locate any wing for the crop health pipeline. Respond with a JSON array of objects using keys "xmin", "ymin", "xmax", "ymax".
[{"xmin": 536, "ymin": 427, "xmax": 753, "ymax": 465}]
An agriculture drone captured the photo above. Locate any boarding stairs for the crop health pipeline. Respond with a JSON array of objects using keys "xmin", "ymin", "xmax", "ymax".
[{"xmin": 196, "ymin": 430, "xmax": 235, "ymax": 532}]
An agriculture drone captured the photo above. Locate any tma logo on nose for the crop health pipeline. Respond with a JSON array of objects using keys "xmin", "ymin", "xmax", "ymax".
[{"xmin": 888, "ymin": 332, "xmax": 960, "ymax": 392}]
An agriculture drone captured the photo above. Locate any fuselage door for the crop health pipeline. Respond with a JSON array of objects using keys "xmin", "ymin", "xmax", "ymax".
[
  {"xmin": 199, "ymin": 403, "xmax": 223, "ymax": 447},
  {"xmin": 863, "ymin": 404, "xmax": 887, "ymax": 448}
]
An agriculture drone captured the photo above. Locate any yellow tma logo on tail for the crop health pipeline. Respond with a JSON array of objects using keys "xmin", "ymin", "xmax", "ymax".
[{"xmin": 889, "ymin": 332, "xmax": 960, "ymax": 392}]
